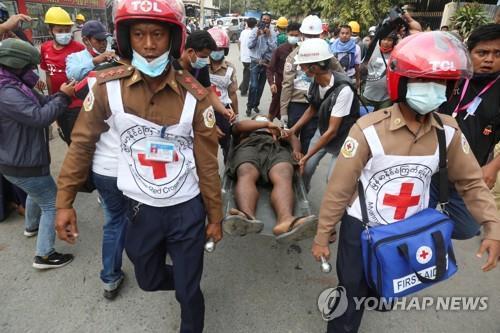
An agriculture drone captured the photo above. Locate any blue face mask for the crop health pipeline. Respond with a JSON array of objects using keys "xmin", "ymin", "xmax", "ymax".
[
  {"xmin": 210, "ymin": 50, "xmax": 225, "ymax": 61},
  {"xmin": 406, "ymin": 82, "xmax": 447, "ymax": 115},
  {"xmin": 301, "ymin": 72, "xmax": 313, "ymax": 83},
  {"xmin": 191, "ymin": 56, "xmax": 209, "ymax": 69},
  {"xmin": 132, "ymin": 49, "xmax": 170, "ymax": 77},
  {"xmin": 54, "ymin": 33, "xmax": 72, "ymax": 46}
]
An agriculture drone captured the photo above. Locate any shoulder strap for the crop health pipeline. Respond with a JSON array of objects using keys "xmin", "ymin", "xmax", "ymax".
[
  {"xmin": 433, "ymin": 113, "xmax": 449, "ymax": 205},
  {"xmin": 106, "ymin": 80, "xmax": 124, "ymax": 114}
]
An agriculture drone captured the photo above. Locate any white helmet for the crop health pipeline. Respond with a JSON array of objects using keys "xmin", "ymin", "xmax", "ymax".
[
  {"xmin": 300, "ymin": 15, "xmax": 323, "ymax": 35},
  {"xmin": 294, "ymin": 38, "xmax": 333, "ymax": 65},
  {"xmin": 368, "ymin": 26, "xmax": 377, "ymax": 36}
]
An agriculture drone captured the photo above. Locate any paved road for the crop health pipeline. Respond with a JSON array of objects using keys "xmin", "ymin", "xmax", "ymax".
[{"xmin": 0, "ymin": 44, "xmax": 499, "ymax": 333}]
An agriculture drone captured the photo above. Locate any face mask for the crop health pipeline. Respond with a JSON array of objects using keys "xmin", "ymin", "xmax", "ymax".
[
  {"xmin": 288, "ymin": 36, "xmax": 299, "ymax": 45},
  {"xmin": 406, "ymin": 82, "xmax": 447, "ymax": 115},
  {"xmin": 132, "ymin": 49, "xmax": 170, "ymax": 77},
  {"xmin": 210, "ymin": 50, "xmax": 225, "ymax": 61},
  {"xmin": 191, "ymin": 56, "xmax": 209, "ymax": 69},
  {"xmin": 54, "ymin": 33, "xmax": 72, "ymax": 46},
  {"xmin": 20, "ymin": 69, "xmax": 39, "ymax": 88},
  {"xmin": 301, "ymin": 72, "xmax": 313, "ymax": 83},
  {"xmin": 379, "ymin": 46, "xmax": 393, "ymax": 54}
]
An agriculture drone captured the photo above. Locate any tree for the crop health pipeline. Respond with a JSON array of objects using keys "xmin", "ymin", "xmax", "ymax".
[
  {"xmin": 320, "ymin": 0, "xmax": 400, "ymax": 32},
  {"xmin": 451, "ymin": 3, "xmax": 490, "ymax": 39}
]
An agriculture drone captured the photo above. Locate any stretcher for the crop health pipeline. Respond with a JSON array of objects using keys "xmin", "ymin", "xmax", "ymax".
[{"xmin": 220, "ymin": 136, "xmax": 313, "ymax": 236}]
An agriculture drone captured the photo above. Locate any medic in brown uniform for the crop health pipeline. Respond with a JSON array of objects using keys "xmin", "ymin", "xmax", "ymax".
[
  {"xmin": 55, "ymin": 0, "xmax": 222, "ymax": 332},
  {"xmin": 312, "ymin": 32, "xmax": 500, "ymax": 333}
]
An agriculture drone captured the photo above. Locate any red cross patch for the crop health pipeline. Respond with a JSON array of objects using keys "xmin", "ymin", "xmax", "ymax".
[{"xmin": 416, "ymin": 246, "xmax": 432, "ymax": 264}]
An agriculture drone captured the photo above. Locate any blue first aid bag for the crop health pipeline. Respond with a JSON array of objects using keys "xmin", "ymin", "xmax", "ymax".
[
  {"xmin": 359, "ymin": 114, "xmax": 458, "ymax": 298},
  {"xmin": 360, "ymin": 208, "xmax": 457, "ymax": 298}
]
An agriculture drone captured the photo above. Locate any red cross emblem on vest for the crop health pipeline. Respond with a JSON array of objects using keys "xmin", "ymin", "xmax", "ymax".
[
  {"xmin": 382, "ymin": 182, "xmax": 421, "ymax": 220},
  {"xmin": 211, "ymin": 84, "xmax": 221, "ymax": 97},
  {"xmin": 137, "ymin": 153, "xmax": 179, "ymax": 180}
]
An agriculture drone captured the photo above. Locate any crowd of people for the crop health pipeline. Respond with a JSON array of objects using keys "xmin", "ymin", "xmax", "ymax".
[{"xmin": 0, "ymin": 0, "xmax": 499, "ymax": 332}]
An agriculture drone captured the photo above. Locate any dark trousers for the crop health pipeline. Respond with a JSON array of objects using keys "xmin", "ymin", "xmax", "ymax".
[
  {"xmin": 56, "ymin": 107, "xmax": 80, "ymax": 145},
  {"xmin": 288, "ymin": 102, "xmax": 318, "ymax": 154},
  {"xmin": 239, "ymin": 62, "xmax": 250, "ymax": 95},
  {"xmin": 268, "ymin": 80, "xmax": 282, "ymax": 120},
  {"xmin": 247, "ymin": 61, "xmax": 267, "ymax": 109},
  {"xmin": 125, "ymin": 195, "xmax": 206, "ymax": 333},
  {"xmin": 216, "ymin": 106, "xmax": 232, "ymax": 163},
  {"xmin": 327, "ymin": 213, "xmax": 369, "ymax": 333}
]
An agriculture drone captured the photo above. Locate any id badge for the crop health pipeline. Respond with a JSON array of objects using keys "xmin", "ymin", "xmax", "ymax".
[
  {"xmin": 464, "ymin": 96, "xmax": 482, "ymax": 119},
  {"xmin": 145, "ymin": 139, "xmax": 176, "ymax": 162}
]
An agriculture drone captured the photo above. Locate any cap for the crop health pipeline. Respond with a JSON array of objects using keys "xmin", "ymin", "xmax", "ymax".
[{"xmin": 82, "ymin": 20, "xmax": 110, "ymax": 40}]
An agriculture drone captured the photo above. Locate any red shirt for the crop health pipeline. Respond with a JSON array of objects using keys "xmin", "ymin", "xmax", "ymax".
[{"xmin": 40, "ymin": 40, "xmax": 85, "ymax": 108}]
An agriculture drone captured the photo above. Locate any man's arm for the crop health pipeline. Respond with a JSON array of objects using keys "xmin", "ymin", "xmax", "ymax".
[
  {"xmin": 0, "ymin": 14, "xmax": 31, "ymax": 35},
  {"xmin": 315, "ymin": 123, "xmax": 370, "ymax": 246},
  {"xmin": 193, "ymin": 104, "xmax": 223, "ymax": 225},
  {"xmin": 481, "ymin": 155, "xmax": 500, "ymax": 189},
  {"xmin": 228, "ymin": 68, "xmax": 239, "ymax": 115},
  {"xmin": 247, "ymin": 28, "xmax": 259, "ymax": 49},
  {"xmin": 289, "ymin": 105, "xmax": 316, "ymax": 134},
  {"xmin": 66, "ymin": 51, "xmax": 94, "ymax": 81},
  {"xmin": 232, "ymin": 119, "xmax": 276, "ymax": 135},
  {"xmin": 267, "ymin": 48, "xmax": 279, "ymax": 92}
]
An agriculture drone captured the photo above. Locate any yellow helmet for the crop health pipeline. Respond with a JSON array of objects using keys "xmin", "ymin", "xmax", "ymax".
[
  {"xmin": 276, "ymin": 17, "xmax": 289, "ymax": 28},
  {"xmin": 44, "ymin": 7, "xmax": 73, "ymax": 25},
  {"xmin": 76, "ymin": 14, "xmax": 85, "ymax": 22},
  {"xmin": 348, "ymin": 21, "xmax": 360, "ymax": 33}
]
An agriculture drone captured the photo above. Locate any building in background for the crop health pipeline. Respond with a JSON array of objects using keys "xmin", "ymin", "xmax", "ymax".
[{"xmin": 4, "ymin": 0, "xmax": 107, "ymax": 44}]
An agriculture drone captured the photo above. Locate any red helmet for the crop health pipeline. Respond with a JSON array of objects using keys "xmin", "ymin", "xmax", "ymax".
[
  {"xmin": 387, "ymin": 31, "xmax": 473, "ymax": 102},
  {"xmin": 114, "ymin": 0, "xmax": 186, "ymax": 59},
  {"xmin": 207, "ymin": 27, "xmax": 229, "ymax": 48}
]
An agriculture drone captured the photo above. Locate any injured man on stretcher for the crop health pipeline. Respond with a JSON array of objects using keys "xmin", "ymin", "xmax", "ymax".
[{"xmin": 223, "ymin": 115, "xmax": 317, "ymax": 243}]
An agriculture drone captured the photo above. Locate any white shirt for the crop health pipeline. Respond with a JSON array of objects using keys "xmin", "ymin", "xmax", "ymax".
[
  {"xmin": 239, "ymin": 29, "xmax": 252, "ymax": 63},
  {"xmin": 335, "ymin": 44, "xmax": 361, "ymax": 77},
  {"xmin": 317, "ymin": 75, "xmax": 354, "ymax": 117}
]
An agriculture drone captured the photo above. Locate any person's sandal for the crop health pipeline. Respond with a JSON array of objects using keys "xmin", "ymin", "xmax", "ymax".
[
  {"xmin": 223, "ymin": 208, "xmax": 264, "ymax": 236},
  {"xmin": 275, "ymin": 215, "xmax": 317, "ymax": 244}
]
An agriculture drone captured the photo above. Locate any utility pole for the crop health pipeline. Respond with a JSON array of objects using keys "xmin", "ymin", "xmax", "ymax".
[
  {"xmin": 200, "ymin": 0, "xmax": 205, "ymax": 28},
  {"xmin": 229, "ymin": 0, "xmax": 232, "ymax": 14}
]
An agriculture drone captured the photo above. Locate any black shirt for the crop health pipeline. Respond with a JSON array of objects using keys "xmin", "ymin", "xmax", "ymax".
[{"xmin": 439, "ymin": 75, "xmax": 500, "ymax": 166}]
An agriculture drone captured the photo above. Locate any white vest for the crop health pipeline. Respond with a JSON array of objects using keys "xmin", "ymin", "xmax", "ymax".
[
  {"xmin": 105, "ymin": 80, "xmax": 200, "ymax": 207},
  {"xmin": 210, "ymin": 66, "xmax": 233, "ymax": 105},
  {"xmin": 347, "ymin": 124, "xmax": 455, "ymax": 226},
  {"xmin": 92, "ymin": 76, "xmax": 120, "ymax": 177}
]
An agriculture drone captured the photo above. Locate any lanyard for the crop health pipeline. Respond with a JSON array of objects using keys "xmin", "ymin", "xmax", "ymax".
[{"xmin": 452, "ymin": 76, "xmax": 499, "ymax": 117}]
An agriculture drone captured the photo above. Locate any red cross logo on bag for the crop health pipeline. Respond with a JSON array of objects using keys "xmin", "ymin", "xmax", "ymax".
[
  {"xmin": 416, "ymin": 246, "xmax": 432, "ymax": 264},
  {"xmin": 137, "ymin": 153, "xmax": 179, "ymax": 180},
  {"xmin": 383, "ymin": 182, "xmax": 421, "ymax": 220}
]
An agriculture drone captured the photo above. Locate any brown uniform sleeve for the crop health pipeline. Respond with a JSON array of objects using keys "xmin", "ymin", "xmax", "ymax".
[
  {"xmin": 447, "ymin": 127, "xmax": 500, "ymax": 241},
  {"xmin": 56, "ymin": 84, "xmax": 110, "ymax": 209},
  {"xmin": 193, "ymin": 104, "xmax": 223, "ymax": 224},
  {"xmin": 280, "ymin": 51, "xmax": 296, "ymax": 117},
  {"xmin": 315, "ymin": 123, "xmax": 371, "ymax": 246},
  {"xmin": 228, "ymin": 65, "xmax": 238, "ymax": 93}
]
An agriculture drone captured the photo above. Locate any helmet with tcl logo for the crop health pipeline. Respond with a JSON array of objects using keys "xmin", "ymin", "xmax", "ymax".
[
  {"xmin": 387, "ymin": 31, "xmax": 473, "ymax": 102},
  {"xmin": 114, "ymin": 0, "xmax": 186, "ymax": 59}
]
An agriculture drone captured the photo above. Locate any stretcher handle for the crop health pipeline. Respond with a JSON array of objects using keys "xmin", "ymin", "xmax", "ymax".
[
  {"xmin": 320, "ymin": 256, "xmax": 332, "ymax": 273},
  {"xmin": 205, "ymin": 238, "xmax": 216, "ymax": 253}
]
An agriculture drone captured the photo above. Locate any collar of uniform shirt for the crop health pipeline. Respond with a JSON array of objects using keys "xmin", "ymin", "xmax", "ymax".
[
  {"xmin": 125, "ymin": 64, "xmax": 181, "ymax": 95},
  {"xmin": 388, "ymin": 104, "xmax": 444, "ymax": 135}
]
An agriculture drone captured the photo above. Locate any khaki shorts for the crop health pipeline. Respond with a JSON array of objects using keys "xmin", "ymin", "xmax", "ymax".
[{"xmin": 228, "ymin": 133, "xmax": 294, "ymax": 184}]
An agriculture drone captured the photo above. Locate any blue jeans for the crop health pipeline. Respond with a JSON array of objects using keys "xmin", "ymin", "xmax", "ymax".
[
  {"xmin": 288, "ymin": 102, "xmax": 318, "ymax": 154},
  {"xmin": 303, "ymin": 129, "xmax": 339, "ymax": 192},
  {"xmin": 247, "ymin": 61, "xmax": 267, "ymax": 109},
  {"xmin": 429, "ymin": 177, "xmax": 481, "ymax": 240},
  {"xmin": 4, "ymin": 174, "xmax": 56, "ymax": 256},
  {"xmin": 92, "ymin": 172, "xmax": 128, "ymax": 290}
]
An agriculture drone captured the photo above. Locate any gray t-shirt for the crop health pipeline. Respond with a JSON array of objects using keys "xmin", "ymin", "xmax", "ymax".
[{"xmin": 363, "ymin": 45, "xmax": 390, "ymax": 102}]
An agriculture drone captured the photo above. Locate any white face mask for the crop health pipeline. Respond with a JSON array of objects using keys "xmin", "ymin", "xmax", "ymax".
[
  {"xmin": 54, "ymin": 33, "xmax": 72, "ymax": 46},
  {"xmin": 406, "ymin": 82, "xmax": 447, "ymax": 115}
]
